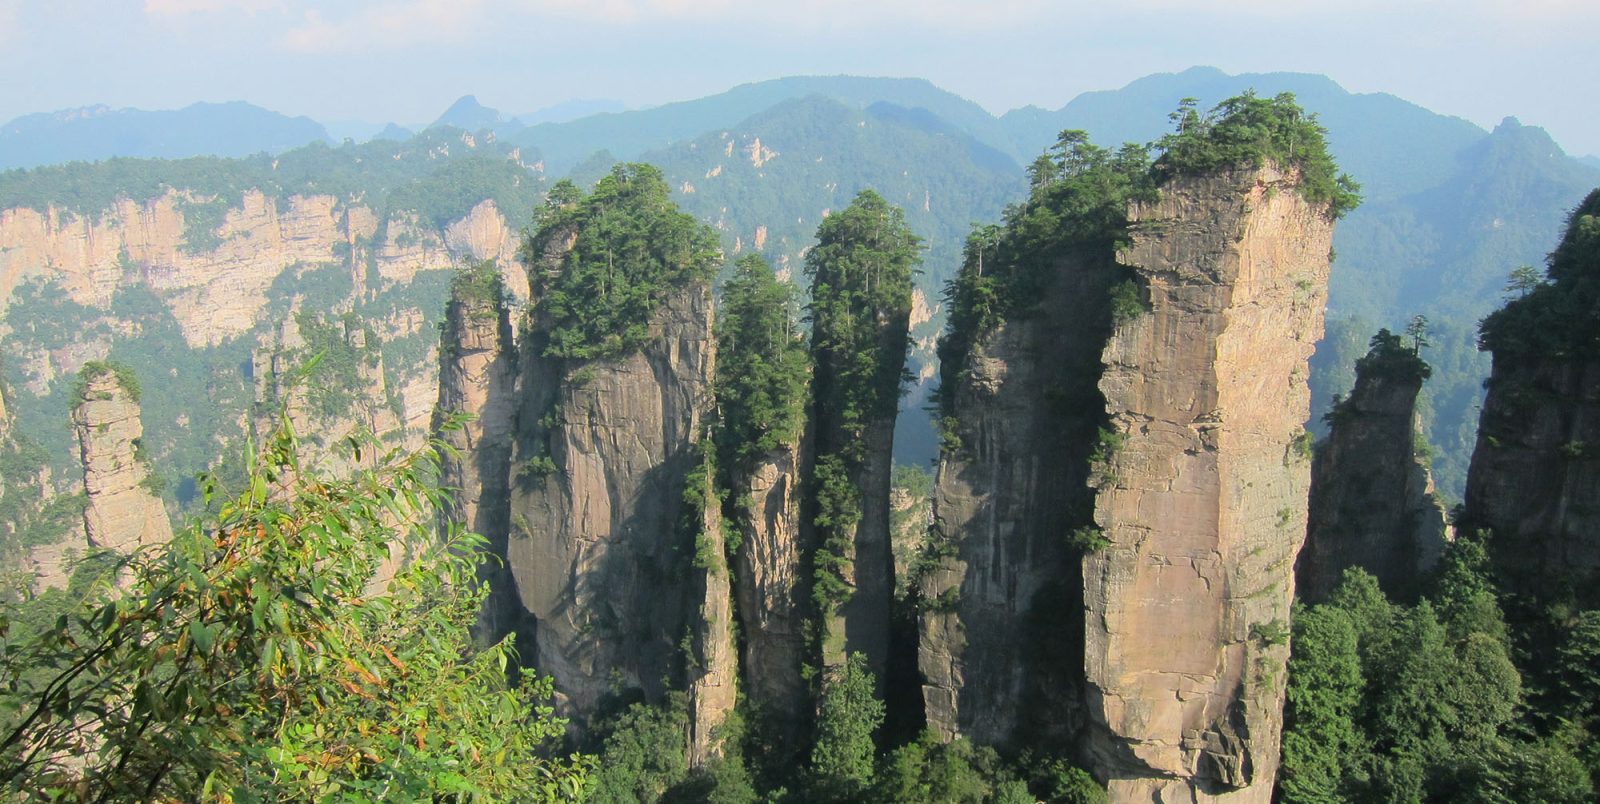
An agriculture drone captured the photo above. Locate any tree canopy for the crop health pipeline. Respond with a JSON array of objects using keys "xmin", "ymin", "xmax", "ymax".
[
  {"xmin": 0, "ymin": 419, "xmax": 591, "ymax": 801},
  {"xmin": 524, "ymin": 163, "xmax": 722, "ymax": 361}
]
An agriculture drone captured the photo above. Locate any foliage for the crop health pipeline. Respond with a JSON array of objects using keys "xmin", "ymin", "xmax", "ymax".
[
  {"xmin": 292, "ymin": 310, "xmax": 381, "ymax": 420},
  {"xmin": 872, "ymin": 734, "xmax": 1023, "ymax": 803},
  {"xmin": 588, "ymin": 695, "xmax": 691, "ymax": 803},
  {"xmin": 809, "ymin": 652, "xmax": 885, "ymax": 800},
  {"xmin": 713, "ymin": 254, "xmax": 809, "ymax": 474},
  {"xmin": 0, "ymin": 418, "xmax": 590, "ymax": 801},
  {"xmin": 72, "ymin": 360, "xmax": 142, "ymax": 405},
  {"xmin": 805, "ymin": 189, "xmax": 919, "ymax": 641},
  {"xmin": 1278, "ymin": 547, "xmax": 1589, "ymax": 801},
  {"xmin": 1153, "ymin": 92, "xmax": 1361, "ymax": 218},
  {"xmin": 176, "ymin": 196, "xmax": 231, "ymax": 256},
  {"xmin": 936, "ymin": 132, "xmax": 1153, "ymax": 411},
  {"xmin": 1479, "ymin": 188, "xmax": 1600, "ymax": 357},
  {"xmin": 450, "ymin": 259, "xmax": 506, "ymax": 310},
  {"xmin": 524, "ymin": 164, "xmax": 721, "ymax": 360}
]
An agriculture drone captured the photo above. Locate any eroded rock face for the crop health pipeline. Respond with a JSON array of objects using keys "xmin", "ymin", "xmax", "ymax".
[
  {"xmin": 434, "ymin": 279, "xmax": 518, "ymax": 637},
  {"xmin": 71, "ymin": 372, "xmax": 171, "ymax": 553},
  {"xmin": 0, "ymin": 193, "xmax": 521, "ymax": 347},
  {"xmin": 1463, "ymin": 357, "xmax": 1600, "ymax": 603},
  {"xmin": 1085, "ymin": 166, "xmax": 1333, "ymax": 802},
  {"xmin": 733, "ymin": 441, "xmax": 808, "ymax": 748},
  {"xmin": 505, "ymin": 281, "xmax": 716, "ymax": 720},
  {"xmin": 919, "ymin": 249, "xmax": 1116, "ymax": 748},
  {"xmin": 687, "ymin": 467, "xmax": 738, "ymax": 768},
  {"xmin": 1300, "ymin": 356, "xmax": 1449, "ymax": 603}
]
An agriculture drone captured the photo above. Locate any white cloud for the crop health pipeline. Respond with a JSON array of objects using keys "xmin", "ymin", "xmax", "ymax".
[
  {"xmin": 144, "ymin": 0, "xmax": 284, "ymax": 15},
  {"xmin": 280, "ymin": 0, "xmax": 488, "ymax": 52}
]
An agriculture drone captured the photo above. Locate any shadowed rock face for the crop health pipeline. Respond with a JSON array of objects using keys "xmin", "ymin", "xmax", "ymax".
[
  {"xmin": 1300, "ymin": 354, "xmax": 1449, "ymax": 603},
  {"xmin": 1463, "ymin": 357, "xmax": 1600, "ymax": 605},
  {"xmin": 733, "ymin": 440, "xmax": 809, "ymax": 751},
  {"xmin": 433, "ymin": 280, "xmax": 518, "ymax": 638},
  {"xmin": 919, "ymin": 246, "xmax": 1116, "ymax": 749},
  {"xmin": 505, "ymin": 277, "xmax": 716, "ymax": 722},
  {"xmin": 72, "ymin": 372, "xmax": 171, "ymax": 553},
  {"xmin": 1085, "ymin": 166, "xmax": 1333, "ymax": 802}
]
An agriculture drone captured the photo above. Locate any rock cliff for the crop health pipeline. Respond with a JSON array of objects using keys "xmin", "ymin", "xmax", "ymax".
[
  {"xmin": 732, "ymin": 440, "xmax": 809, "ymax": 747},
  {"xmin": 1463, "ymin": 188, "xmax": 1600, "ymax": 606},
  {"xmin": 433, "ymin": 265, "xmax": 518, "ymax": 637},
  {"xmin": 918, "ymin": 247, "xmax": 1117, "ymax": 748},
  {"xmin": 1085, "ymin": 165, "xmax": 1333, "ymax": 802},
  {"xmin": 1299, "ymin": 333, "xmax": 1448, "ymax": 603},
  {"xmin": 686, "ymin": 458, "xmax": 738, "ymax": 767},
  {"xmin": 505, "ymin": 279, "xmax": 717, "ymax": 719},
  {"xmin": 70, "ymin": 366, "xmax": 171, "ymax": 553}
]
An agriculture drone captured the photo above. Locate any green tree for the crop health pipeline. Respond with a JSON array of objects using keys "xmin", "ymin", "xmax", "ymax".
[
  {"xmin": 809, "ymin": 652, "xmax": 885, "ymax": 800},
  {"xmin": 713, "ymin": 253, "xmax": 809, "ymax": 474},
  {"xmin": 0, "ymin": 419, "xmax": 591, "ymax": 801},
  {"xmin": 523, "ymin": 163, "xmax": 721, "ymax": 360},
  {"xmin": 1280, "ymin": 605, "xmax": 1365, "ymax": 801}
]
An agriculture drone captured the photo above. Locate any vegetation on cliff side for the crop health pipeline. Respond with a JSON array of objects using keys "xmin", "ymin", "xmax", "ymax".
[
  {"xmin": 1281, "ymin": 538, "xmax": 1594, "ymax": 802},
  {"xmin": 713, "ymin": 254, "xmax": 809, "ymax": 475},
  {"xmin": 1155, "ymin": 91, "xmax": 1361, "ymax": 219},
  {"xmin": 523, "ymin": 163, "xmax": 721, "ymax": 360},
  {"xmin": 1478, "ymin": 187, "xmax": 1600, "ymax": 357},
  {"xmin": 0, "ymin": 421, "xmax": 591, "ymax": 801},
  {"xmin": 805, "ymin": 190, "xmax": 918, "ymax": 620}
]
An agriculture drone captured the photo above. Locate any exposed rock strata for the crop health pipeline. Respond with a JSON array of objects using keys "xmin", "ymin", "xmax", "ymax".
[
  {"xmin": 687, "ymin": 465, "xmax": 738, "ymax": 768},
  {"xmin": 71, "ymin": 370, "xmax": 171, "ymax": 553},
  {"xmin": 732, "ymin": 441, "xmax": 809, "ymax": 746},
  {"xmin": 1299, "ymin": 345, "xmax": 1449, "ymax": 602},
  {"xmin": 505, "ymin": 280, "xmax": 716, "ymax": 720},
  {"xmin": 433, "ymin": 274, "xmax": 518, "ymax": 637},
  {"xmin": 1462, "ymin": 354, "xmax": 1600, "ymax": 603},
  {"xmin": 1085, "ymin": 166, "xmax": 1333, "ymax": 802},
  {"xmin": 919, "ymin": 248, "xmax": 1116, "ymax": 747}
]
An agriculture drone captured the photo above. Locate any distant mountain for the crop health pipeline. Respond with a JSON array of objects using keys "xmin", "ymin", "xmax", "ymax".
[
  {"xmin": 0, "ymin": 102, "xmax": 328, "ymax": 170},
  {"xmin": 370, "ymin": 123, "xmax": 415, "ymax": 142},
  {"xmin": 515, "ymin": 99, "xmax": 627, "ymax": 126},
  {"xmin": 1580, "ymin": 155, "xmax": 1600, "ymax": 170},
  {"xmin": 429, "ymin": 95, "xmax": 510, "ymax": 133},
  {"xmin": 1002, "ymin": 66, "xmax": 1485, "ymax": 202},
  {"xmin": 509, "ymin": 75, "xmax": 1017, "ymax": 175}
]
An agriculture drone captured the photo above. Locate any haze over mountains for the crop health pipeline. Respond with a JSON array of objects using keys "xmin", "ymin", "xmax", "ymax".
[{"xmin": 2, "ymin": 66, "xmax": 1596, "ymax": 497}]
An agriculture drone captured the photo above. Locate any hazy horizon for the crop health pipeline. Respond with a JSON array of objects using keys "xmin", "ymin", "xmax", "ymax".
[{"xmin": 1, "ymin": 1, "xmax": 1596, "ymax": 156}]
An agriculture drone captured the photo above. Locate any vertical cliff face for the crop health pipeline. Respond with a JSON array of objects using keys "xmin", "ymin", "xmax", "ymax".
[
  {"xmin": 1084, "ymin": 165, "xmax": 1333, "ymax": 802},
  {"xmin": 687, "ymin": 459, "xmax": 739, "ymax": 768},
  {"xmin": 71, "ymin": 368, "xmax": 171, "ymax": 553},
  {"xmin": 433, "ymin": 266, "xmax": 517, "ymax": 637},
  {"xmin": 1464, "ymin": 189, "xmax": 1600, "ymax": 605},
  {"xmin": 505, "ymin": 280, "xmax": 716, "ymax": 717},
  {"xmin": 1299, "ymin": 336, "xmax": 1448, "ymax": 603},
  {"xmin": 733, "ymin": 441, "xmax": 809, "ymax": 739},
  {"xmin": 919, "ymin": 249, "xmax": 1115, "ymax": 747}
]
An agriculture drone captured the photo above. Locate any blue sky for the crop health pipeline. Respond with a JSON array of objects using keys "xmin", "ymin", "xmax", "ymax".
[{"xmin": 2, "ymin": 0, "xmax": 1596, "ymax": 154}]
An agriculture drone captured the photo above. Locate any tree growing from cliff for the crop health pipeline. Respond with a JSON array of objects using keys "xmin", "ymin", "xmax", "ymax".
[
  {"xmin": 523, "ymin": 163, "xmax": 721, "ymax": 361},
  {"xmin": 809, "ymin": 652, "xmax": 885, "ymax": 800},
  {"xmin": 1153, "ymin": 91, "xmax": 1361, "ymax": 218},
  {"xmin": 0, "ymin": 418, "xmax": 591, "ymax": 801},
  {"xmin": 805, "ymin": 189, "xmax": 919, "ymax": 616},
  {"xmin": 714, "ymin": 254, "xmax": 809, "ymax": 475}
]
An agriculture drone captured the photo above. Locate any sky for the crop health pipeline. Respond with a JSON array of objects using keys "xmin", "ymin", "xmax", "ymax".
[{"xmin": 1, "ymin": 0, "xmax": 1596, "ymax": 155}]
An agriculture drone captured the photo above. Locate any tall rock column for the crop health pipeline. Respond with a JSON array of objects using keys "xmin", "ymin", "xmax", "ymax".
[
  {"xmin": 805, "ymin": 190, "xmax": 918, "ymax": 682},
  {"xmin": 433, "ymin": 262, "xmax": 518, "ymax": 638},
  {"xmin": 71, "ymin": 364, "xmax": 172, "ymax": 553},
  {"xmin": 1298, "ymin": 330, "xmax": 1449, "ymax": 603},
  {"xmin": 502, "ymin": 165, "xmax": 723, "ymax": 725},
  {"xmin": 919, "ymin": 248, "xmax": 1116, "ymax": 747},
  {"xmin": 1084, "ymin": 165, "xmax": 1333, "ymax": 801},
  {"xmin": 1463, "ymin": 188, "xmax": 1600, "ymax": 608},
  {"xmin": 686, "ymin": 455, "xmax": 738, "ymax": 768}
]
